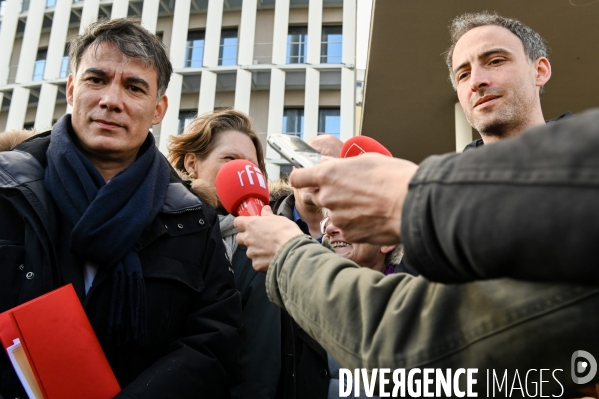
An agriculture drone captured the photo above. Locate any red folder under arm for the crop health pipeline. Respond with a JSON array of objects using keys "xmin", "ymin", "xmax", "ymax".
[{"xmin": 0, "ymin": 284, "xmax": 121, "ymax": 399}]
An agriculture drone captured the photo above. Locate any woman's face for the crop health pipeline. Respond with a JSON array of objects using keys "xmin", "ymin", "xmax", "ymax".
[
  {"xmin": 187, "ymin": 130, "xmax": 259, "ymax": 186},
  {"xmin": 322, "ymin": 218, "xmax": 391, "ymax": 272}
]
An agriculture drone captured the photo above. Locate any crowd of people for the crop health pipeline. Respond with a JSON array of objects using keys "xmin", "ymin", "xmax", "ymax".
[{"xmin": 1, "ymin": 10, "xmax": 598, "ymax": 399}]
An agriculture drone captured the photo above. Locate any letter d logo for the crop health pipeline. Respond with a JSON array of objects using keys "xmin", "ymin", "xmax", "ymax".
[{"xmin": 571, "ymin": 350, "xmax": 597, "ymax": 384}]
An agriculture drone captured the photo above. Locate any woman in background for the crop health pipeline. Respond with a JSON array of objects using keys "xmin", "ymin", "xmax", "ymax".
[{"xmin": 169, "ymin": 109, "xmax": 280, "ymax": 399}]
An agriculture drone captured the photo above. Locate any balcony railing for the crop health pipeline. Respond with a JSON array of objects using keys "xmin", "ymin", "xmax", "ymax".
[
  {"xmin": 252, "ymin": 42, "xmax": 273, "ymax": 64},
  {"xmin": 185, "ymin": 44, "xmax": 205, "ymax": 68},
  {"xmin": 218, "ymin": 43, "xmax": 238, "ymax": 66},
  {"xmin": 33, "ymin": 60, "xmax": 46, "ymax": 81}
]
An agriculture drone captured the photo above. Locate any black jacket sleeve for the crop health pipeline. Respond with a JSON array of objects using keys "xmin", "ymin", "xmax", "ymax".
[{"xmin": 401, "ymin": 108, "xmax": 599, "ymax": 285}]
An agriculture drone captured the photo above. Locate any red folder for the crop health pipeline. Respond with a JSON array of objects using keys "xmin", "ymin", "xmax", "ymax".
[{"xmin": 0, "ymin": 284, "xmax": 121, "ymax": 399}]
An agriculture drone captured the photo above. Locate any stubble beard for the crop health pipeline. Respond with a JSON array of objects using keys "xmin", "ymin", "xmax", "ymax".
[{"xmin": 468, "ymin": 83, "xmax": 536, "ymax": 140}]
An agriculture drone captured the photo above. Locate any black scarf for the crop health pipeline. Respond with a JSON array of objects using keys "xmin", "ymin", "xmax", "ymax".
[{"xmin": 44, "ymin": 115, "xmax": 170, "ymax": 343}]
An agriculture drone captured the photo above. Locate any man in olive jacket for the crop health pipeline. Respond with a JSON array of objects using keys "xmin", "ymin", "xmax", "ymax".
[{"xmin": 0, "ymin": 19, "xmax": 241, "ymax": 398}]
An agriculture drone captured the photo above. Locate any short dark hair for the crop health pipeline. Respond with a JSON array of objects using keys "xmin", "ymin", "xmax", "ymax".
[
  {"xmin": 69, "ymin": 18, "xmax": 172, "ymax": 97},
  {"xmin": 444, "ymin": 11, "xmax": 548, "ymax": 91}
]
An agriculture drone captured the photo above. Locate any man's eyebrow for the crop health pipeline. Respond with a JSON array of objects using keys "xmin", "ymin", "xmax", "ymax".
[
  {"xmin": 82, "ymin": 68, "xmax": 107, "ymax": 77},
  {"xmin": 125, "ymin": 76, "xmax": 150, "ymax": 90},
  {"xmin": 81, "ymin": 68, "xmax": 150, "ymax": 90},
  {"xmin": 452, "ymin": 48, "xmax": 512, "ymax": 76}
]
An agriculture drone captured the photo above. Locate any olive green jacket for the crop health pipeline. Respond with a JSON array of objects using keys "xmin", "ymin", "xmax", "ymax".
[{"xmin": 265, "ymin": 235, "xmax": 599, "ymax": 397}]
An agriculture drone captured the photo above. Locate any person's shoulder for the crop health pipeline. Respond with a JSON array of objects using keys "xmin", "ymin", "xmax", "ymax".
[
  {"xmin": 0, "ymin": 132, "xmax": 51, "ymax": 188},
  {"xmin": 546, "ymin": 111, "xmax": 573, "ymax": 123}
]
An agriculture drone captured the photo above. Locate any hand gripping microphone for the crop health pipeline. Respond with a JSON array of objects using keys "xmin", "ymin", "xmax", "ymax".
[
  {"xmin": 340, "ymin": 136, "xmax": 393, "ymax": 158},
  {"xmin": 215, "ymin": 159, "xmax": 270, "ymax": 217}
]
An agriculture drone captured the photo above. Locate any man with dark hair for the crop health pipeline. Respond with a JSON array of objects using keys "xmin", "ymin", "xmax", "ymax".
[
  {"xmin": 445, "ymin": 12, "xmax": 569, "ymax": 148},
  {"xmin": 0, "ymin": 18, "xmax": 241, "ymax": 398}
]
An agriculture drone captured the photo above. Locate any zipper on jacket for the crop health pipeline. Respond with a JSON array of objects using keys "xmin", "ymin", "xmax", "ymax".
[{"xmin": 161, "ymin": 206, "xmax": 202, "ymax": 215}]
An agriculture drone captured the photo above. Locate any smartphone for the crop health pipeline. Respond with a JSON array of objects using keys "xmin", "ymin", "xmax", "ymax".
[{"xmin": 267, "ymin": 134, "xmax": 322, "ymax": 168}]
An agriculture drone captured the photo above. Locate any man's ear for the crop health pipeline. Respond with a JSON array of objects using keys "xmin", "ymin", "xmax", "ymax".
[
  {"xmin": 152, "ymin": 95, "xmax": 168, "ymax": 125},
  {"xmin": 66, "ymin": 74, "xmax": 74, "ymax": 106},
  {"xmin": 534, "ymin": 57, "xmax": 551, "ymax": 88},
  {"xmin": 183, "ymin": 153, "xmax": 198, "ymax": 176},
  {"xmin": 380, "ymin": 245, "xmax": 396, "ymax": 255}
]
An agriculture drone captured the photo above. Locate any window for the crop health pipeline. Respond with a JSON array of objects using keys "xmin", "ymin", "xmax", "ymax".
[
  {"xmin": 46, "ymin": 0, "xmax": 56, "ymax": 7},
  {"xmin": 287, "ymin": 26, "xmax": 307, "ymax": 64},
  {"xmin": 60, "ymin": 46, "xmax": 69, "ymax": 78},
  {"xmin": 178, "ymin": 110, "xmax": 196, "ymax": 135},
  {"xmin": 282, "ymin": 108, "xmax": 304, "ymax": 138},
  {"xmin": 33, "ymin": 49, "xmax": 48, "ymax": 81},
  {"xmin": 185, "ymin": 31, "xmax": 205, "ymax": 67},
  {"xmin": 219, "ymin": 29, "xmax": 238, "ymax": 66},
  {"xmin": 60, "ymin": 56, "xmax": 70, "ymax": 78},
  {"xmin": 318, "ymin": 108, "xmax": 340, "ymax": 138},
  {"xmin": 321, "ymin": 26, "xmax": 342, "ymax": 64},
  {"xmin": 21, "ymin": 0, "xmax": 31, "ymax": 12}
]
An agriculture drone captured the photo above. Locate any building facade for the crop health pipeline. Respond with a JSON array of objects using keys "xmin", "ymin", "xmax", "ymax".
[{"xmin": 0, "ymin": 0, "xmax": 357, "ymax": 178}]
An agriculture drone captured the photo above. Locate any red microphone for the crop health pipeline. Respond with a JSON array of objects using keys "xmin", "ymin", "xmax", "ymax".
[
  {"xmin": 215, "ymin": 159, "xmax": 270, "ymax": 216},
  {"xmin": 341, "ymin": 136, "xmax": 393, "ymax": 158}
]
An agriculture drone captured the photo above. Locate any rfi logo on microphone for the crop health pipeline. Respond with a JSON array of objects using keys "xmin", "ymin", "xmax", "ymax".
[{"xmin": 237, "ymin": 165, "xmax": 266, "ymax": 189}]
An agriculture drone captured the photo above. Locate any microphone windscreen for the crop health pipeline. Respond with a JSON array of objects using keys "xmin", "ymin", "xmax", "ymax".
[
  {"xmin": 215, "ymin": 159, "xmax": 270, "ymax": 216},
  {"xmin": 341, "ymin": 136, "xmax": 393, "ymax": 158}
]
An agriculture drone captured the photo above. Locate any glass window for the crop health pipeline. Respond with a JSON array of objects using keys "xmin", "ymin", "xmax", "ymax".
[
  {"xmin": 59, "ymin": 46, "xmax": 69, "ymax": 78},
  {"xmin": 46, "ymin": 0, "xmax": 56, "ymax": 7},
  {"xmin": 282, "ymin": 108, "xmax": 304, "ymax": 139},
  {"xmin": 287, "ymin": 26, "xmax": 307, "ymax": 64},
  {"xmin": 33, "ymin": 49, "xmax": 48, "ymax": 81},
  {"xmin": 219, "ymin": 29, "xmax": 238, "ymax": 66},
  {"xmin": 185, "ymin": 31, "xmax": 205, "ymax": 67},
  {"xmin": 321, "ymin": 26, "xmax": 342, "ymax": 64},
  {"xmin": 318, "ymin": 108, "xmax": 340, "ymax": 138},
  {"xmin": 60, "ymin": 56, "xmax": 70, "ymax": 78},
  {"xmin": 178, "ymin": 110, "xmax": 196, "ymax": 135},
  {"xmin": 21, "ymin": 0, "xmax": 31, "ymax": 12}
]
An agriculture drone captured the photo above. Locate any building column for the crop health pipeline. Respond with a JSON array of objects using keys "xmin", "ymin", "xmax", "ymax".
[
  {"xmin": 203, "ymin": 0, "xmax": 224, "ymax": 67},
  {"xmin": 198, "ymin": 71, "xmax": 217, "ymax": 115},
  {"xmin": 267, "ymin": 68, "xmax": 286, "ymax": 134},
  {"xmin": 234, "ymin": 69, "xmax": 252, "ymax": 114},
  {"xmin": 15, "ymin": 0, "xmax": 46, "ymax": 84},
  {"xmin": 455, "ymin": 102, "xmax": 472, "ymax": 152},
  {"xmin": 158, "ymin": 73, "xmax": 183, "ymax": 153},
  {"xmin": 5, "ymin": 87, "xmax": 30, "ymax": 130},
  {"xmin": 307, "ymin": 0, "xmax": 323, "ymax": 65},
  {"xmin": 266, "ymin": 68, "xmax": 286, "ymax": 159},
  {"xmin": 79, "ymin": 0, "xmax": 100, "ymax": 34},
  {"xmin": 339, "ymin": 67, "xmax": 355, "ymax": 142},
  {"xmin": 44, "ymin": 0, "xmax": 72, "ymax": 80},
  {"xmin": 342, "ymin": 0, "xmax": 357, "ymax": 66},
  {"xmin": 271, "ymin": 0, "xmax": 290, "ymax": 65},
  {"xmin": 304, "ymin": 67, "xmax": 320, "ymax": 142},
  {"xmin": 34, "ymin": 83, "xmax": 58, "ymax": 130},
  {"xmin": 0, "ymin": 0, "xmax": 20, "ymax": 86},
  {"xmin": 169, "ymin": 0, "xmax": 191, "ymax": 69},
  {"xmin": 111, "ymin": 0, "xmax": 129, "ymax": 19},
  {"xmin": 141, "ymin": 0, "xmax": 160, "ymax": 33},
  {"xmin": 237, "ymin": 0, "xmax": 257, "ymax": 66}
]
